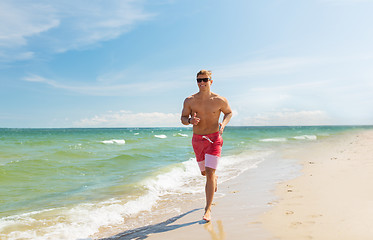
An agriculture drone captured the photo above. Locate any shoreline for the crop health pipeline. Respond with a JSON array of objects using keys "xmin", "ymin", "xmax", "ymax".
[
  {"xmin": 100, "ymin": 144, "xmax": 302, "ymax": 239},
  {"xmin": 262, "ymin": 129, "xmax": 373, "ymax": 239}
]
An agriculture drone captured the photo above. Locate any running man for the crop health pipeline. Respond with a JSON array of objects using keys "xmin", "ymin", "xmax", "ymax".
[{"xmin": 181, "ymin": 69, "xmax": 232, "ymax": 222}]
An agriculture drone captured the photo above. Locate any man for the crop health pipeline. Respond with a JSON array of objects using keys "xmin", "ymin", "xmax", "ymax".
[{"xmin": 181, "ymin": 69, "xmax": 232, "ymax": 222}]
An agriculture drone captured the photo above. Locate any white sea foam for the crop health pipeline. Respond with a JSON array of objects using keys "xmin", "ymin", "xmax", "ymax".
[
  {"xmin": 142, "ymin": 159, "xmax": 202, "ymax": 195},
  {"xmin": 260, "ymin": 138, "xmax": 287, "ymax": 142},
  {"xmin": 154, "ymin": 135, "xmax": 167, "ymax": 139},
  {"xmin": 293, "ymin": 135, "xmax": 317, "ymax": 140},
  {"xmin": 142, "ymin": 150, "xmax": 271, "ymax": 196},
  {"xmin": 0, "ymin": 195, "xmax": 159, "ymax": 240},
  {"xmin": 134, "ymin": 133, "xmax": 139, "ymax": 135},
  {"xmin": 175, "ymin": 133, "xmax": 188, "ymax": 137},
  {"xmin": 218, "ymin": 151, "xmax": 269, "ymax": 182},
  {"xmin": 101, "ymin": 139, "xmax": 126, "ymax": 145}
]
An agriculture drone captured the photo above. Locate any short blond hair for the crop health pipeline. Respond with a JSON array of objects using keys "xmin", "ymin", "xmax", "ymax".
[{"xmin": 197, "ymin": 69, "xmax": 212, "ymax": 79}]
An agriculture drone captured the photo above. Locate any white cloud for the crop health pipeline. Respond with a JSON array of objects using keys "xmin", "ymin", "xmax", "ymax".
[
  {"xmin": 0, "ymin": 1, "xmax": 59, "ymax": 61},
  {"xmin": 237, "ymin": 109, "xmax": 331, "ymax": 126},
  {"xmin": 0, "ymin": 1, "xmax": 59, "ymax": 47},
  {"xmin": 0, "ymin": 0, "xmax": 153, "ymax": 61},
  {"xmin": 23, "ymin": 74, "xmax": 57, "ymax": 84},
  {"xmin": 213, "ymin": 57, "xmax": 322, "ymax": 79},
  {"xmin": 219, "ymin": 54, "xmax": 373, "ymax": 126},
  {"xmin": 22, "ymin": 74, "xmax": 186, "ymax": 96},
  {"xmin": 50, "ymin": 0, "xmax": 154, "ymax": 53},
  {"xmin": 212, "ymin": 55, "xmax": 373, "ymax": 83},
  {"xmin": 0, "ymin": 51, "xmax": 35, "ymax": 62},
  {"xmin": 96, "ymin": 66, "xmax": 192, "ymax": 84},
  {"xmin": 74, "ymin": 110, "xmax": 181, "ymax": 127}
]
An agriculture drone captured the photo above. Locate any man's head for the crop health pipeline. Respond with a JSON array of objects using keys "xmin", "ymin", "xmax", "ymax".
[{"xmin": 196, "ymin": 69, "xmax": 213, "ymax": 92}]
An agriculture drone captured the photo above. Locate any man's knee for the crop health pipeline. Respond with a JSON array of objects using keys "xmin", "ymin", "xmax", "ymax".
[
  {"xmin": 205, "ymin": 167, "xmax": 215, "ymax": 174},
  {"xmin": 201, "ymin": 171, "xmax": 206, "ymax": 176},
  {"xmin": 205, "ymin": 167, "xmax": 215, "ymax": 180}
]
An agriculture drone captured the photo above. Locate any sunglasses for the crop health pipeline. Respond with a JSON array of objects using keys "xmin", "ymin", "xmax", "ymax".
[{"xmin": 196, "ymin": 78, "xmax": 210, "ymax": 83}]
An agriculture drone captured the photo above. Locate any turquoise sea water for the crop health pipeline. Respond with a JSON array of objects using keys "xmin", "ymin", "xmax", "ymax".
[{"xmin": 0, "ymin": 126, "xmax": 371, "ymax": 239}]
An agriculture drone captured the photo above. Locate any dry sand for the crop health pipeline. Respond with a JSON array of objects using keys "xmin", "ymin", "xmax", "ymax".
[{"xmin": 262, "ymin": 129, "xmax": 373, "ymax": 240}]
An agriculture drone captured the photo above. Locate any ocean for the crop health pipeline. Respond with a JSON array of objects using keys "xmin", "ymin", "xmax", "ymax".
[{"xmin": 0, "ymin": 126, "xmax": 370, "ymax": 239}]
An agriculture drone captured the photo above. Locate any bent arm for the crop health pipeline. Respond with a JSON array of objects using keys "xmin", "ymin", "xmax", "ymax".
[
  {"xmin": 221, "ymin": 111, "xmax": 233, "ymax": 127},
  {"xmin": 181, "ymin": 99, "xmax": 191, "ymax": 125},
  {"xmin": 219, "ymin": 97, "xmax": 233, "ymax": 134}
]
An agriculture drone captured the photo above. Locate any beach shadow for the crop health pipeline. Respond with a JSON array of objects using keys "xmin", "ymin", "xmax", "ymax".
[{"xmin": 100, "ymin": 208, "xmax": 205, "ymax": 240}]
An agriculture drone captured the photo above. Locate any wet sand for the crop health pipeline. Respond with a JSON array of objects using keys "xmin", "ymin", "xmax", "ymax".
[{"xmin": 101, "ymin": 164, "xmax": 275, "ymax": 239}]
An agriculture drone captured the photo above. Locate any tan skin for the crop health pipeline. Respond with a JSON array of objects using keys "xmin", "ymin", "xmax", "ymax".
[{"xmin": 181, "ymin": 73, "xmax": 232, "ymax": 221}]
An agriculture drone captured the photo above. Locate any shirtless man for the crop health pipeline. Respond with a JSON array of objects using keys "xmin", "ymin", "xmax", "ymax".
[{"xmin": 181, "ymin": 69, "xmax": 232, "ymax": 222}]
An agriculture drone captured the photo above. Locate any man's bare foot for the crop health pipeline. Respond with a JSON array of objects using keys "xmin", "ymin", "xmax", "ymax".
[
  {"xmin": 203, "ymin": 209, "xmax": 211, "ymax": 222},
  {"xmin": 215, "ymin": 176, "xmax": 218, "ymax": 192}
]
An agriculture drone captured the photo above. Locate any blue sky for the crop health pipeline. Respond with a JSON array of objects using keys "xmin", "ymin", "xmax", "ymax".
[{"xmin": 1, "ymin": 0, "xmax": 373, "ymax": 127}]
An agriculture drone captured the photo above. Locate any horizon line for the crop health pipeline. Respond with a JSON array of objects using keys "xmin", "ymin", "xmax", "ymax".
[{"xmin": 1, "ymin": 125, "xmax": 372, "ymax": 130}]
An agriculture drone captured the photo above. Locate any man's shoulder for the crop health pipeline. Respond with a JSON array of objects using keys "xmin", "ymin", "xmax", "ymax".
[
  {"xmin": 185, "ymin": 93, "xmax": 199, "ymax": 100},
  {"xmin": 184, "ymin": 93, "xmax": 198, "ymax": 103},
  {"xmin": 211, "ymin": 92, "xmax": 227, "ymax": 102}
]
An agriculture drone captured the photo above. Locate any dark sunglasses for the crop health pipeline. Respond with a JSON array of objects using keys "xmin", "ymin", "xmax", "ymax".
[{"xmin": 196, "ymin": 78, "xmax": 210, "ymax": 83}]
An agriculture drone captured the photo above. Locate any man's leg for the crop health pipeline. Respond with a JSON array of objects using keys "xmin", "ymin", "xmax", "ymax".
[{"xmin": 203, "ymin": 167, "xmax": 216, "ymax": 221}]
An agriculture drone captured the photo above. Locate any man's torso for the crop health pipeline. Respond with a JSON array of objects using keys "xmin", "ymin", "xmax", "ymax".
[{"xmin": 188, "ymin": 92, "xmax": 224, "ymax": 135}]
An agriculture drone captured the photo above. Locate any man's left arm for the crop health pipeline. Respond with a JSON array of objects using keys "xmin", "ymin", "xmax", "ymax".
[{"xmin": 219, "ymin": 97, "xmax": 233, "ymax": 135}]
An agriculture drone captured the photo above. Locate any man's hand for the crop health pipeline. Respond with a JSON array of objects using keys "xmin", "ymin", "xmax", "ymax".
[
  {"xmin": 190, "ymin": 113, "xmax": 200, "ymax": 125},
  {"xmin": 219, "ymin": 123, "xmax": 225, "ymax": 135}
]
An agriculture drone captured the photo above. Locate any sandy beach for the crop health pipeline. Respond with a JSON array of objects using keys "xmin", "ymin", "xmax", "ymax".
[
  {"xmin": 262, "ymin": 129, "xmax": 373, "ymax": 240},
  {"xmin": 101, "ymin": 128, "xmax": 373, "ymax": 240}
]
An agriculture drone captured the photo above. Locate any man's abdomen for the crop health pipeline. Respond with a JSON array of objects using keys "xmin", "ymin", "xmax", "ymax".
[{"xmin": 193, "ymin": 122, "xmax": 219, "ymax": 135}]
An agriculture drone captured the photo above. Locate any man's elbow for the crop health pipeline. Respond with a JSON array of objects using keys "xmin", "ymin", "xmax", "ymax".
[{"xmin": 181, "ymin": 117, "xmax": 188, "ymax": 125}]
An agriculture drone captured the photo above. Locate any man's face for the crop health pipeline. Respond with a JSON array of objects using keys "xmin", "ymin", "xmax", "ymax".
[{"xmin": 196, "ymin": 73, "xmax": 212, "ymax": 91}]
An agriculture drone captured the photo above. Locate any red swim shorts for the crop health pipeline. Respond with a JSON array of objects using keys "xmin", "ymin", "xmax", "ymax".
[{"xmin": 192, "ymin": 131, "xmax": 223, "ymax": 172}]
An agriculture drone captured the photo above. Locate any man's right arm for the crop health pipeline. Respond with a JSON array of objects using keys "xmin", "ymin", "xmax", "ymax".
[{"xmin": 181, "ymin": 98, "xmax": 191, "ymax": 125}]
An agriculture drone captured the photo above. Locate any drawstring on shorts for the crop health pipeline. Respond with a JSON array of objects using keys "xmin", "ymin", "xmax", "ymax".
[{"xmin": 202, "ymin": 136, "xmax": 214, "ymax": 144}]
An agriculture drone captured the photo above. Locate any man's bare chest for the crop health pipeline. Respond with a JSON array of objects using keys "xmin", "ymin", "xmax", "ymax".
[{"xmin": 191, "ymin": 99, "xmax": 221, "ymax": 114}]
